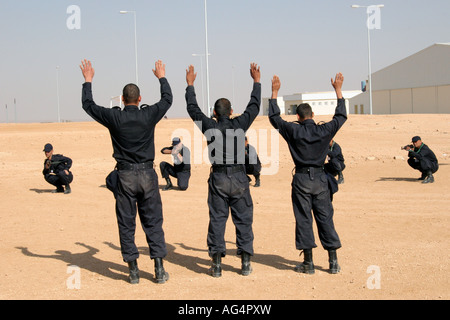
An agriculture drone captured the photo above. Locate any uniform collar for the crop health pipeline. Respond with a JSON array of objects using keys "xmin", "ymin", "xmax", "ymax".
[
  {"xmin": 217, "ymin": 115, "xmax": 231, "ymax": 122},
  {"xmin": 298, "ymin": 119, "xmax": 315, "ymax": 125},
  {"xmin": 124, "ymin": 105, "xmax": 139, "ymax": 111}
]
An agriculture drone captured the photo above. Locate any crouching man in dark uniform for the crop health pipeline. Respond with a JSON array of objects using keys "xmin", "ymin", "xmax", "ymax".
[
  {"xmin": 160, "ymin": 137, "xmax": 191, "ymax": 191},
  {"xmin": 269, "ymin": 73, "xmax": 346, "ymax": 275},
  {"xmin": 404, "ymin": 136, "xmax": 438, "ymax": 183},
  {"xmin": 80, "ymin": 59, "xmax": 172, "ymax": 284},
  {"xmin": 42, "ymin": 143, "xmax": 73, "ymax": 194},
  {"xmin": 185, "ymin": 63, "xmax": 261, "ymax": 277},
  {"xmin": 245, "ymin": 137, "xmax": 262, "ymax": 187},
  {"xmin": 324, "ymin": 139, "xmax": 345, "ymax": 184}
]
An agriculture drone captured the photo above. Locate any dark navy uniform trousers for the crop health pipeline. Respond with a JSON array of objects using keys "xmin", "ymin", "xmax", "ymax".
[
  {"xmin": 207, "ymin": 166, "xmax": 254, "ymax": 257},
  {"xmin": 44, "ymin": 171, "xmax": 73, "ymax": 189},
  {"xmin": 159, "ymin": 161, "xmax": 191, "ymax": 190},
  {"xmin": 291, "ymin": 168, "xmax": 341, "ymax": 250},
  {"xmin": 116, "ymin": 166, "xmax": 167, "ymax": 262},
  {"xmin": 407, "ymin": 157, "xmax": 438, "ymax": 174}
]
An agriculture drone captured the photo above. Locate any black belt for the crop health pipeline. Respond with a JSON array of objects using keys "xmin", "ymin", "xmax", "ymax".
[
  {"xmin": 117, "ymin": 161, "xmax": 154, "ymax": 171},
  {"xmin": 295, "ymin": 166, "xmax": 324, "ymax": 174},
  {"xmin": 212, "ymin": 164, "xmax": 244, "ymax": 174}
]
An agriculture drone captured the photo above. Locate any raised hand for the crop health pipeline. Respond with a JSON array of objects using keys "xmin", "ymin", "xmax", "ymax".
[
  {"xmin": 152, "ymin": 60, "xmax": 166, "ymax": 79},
  {"xmin": 186, "ymin": 65, "xmax": 197, "ymax": 86},
  {"xmin": 271, "ymin": 75, "xmax": 281, "ymax": 99},
  {"xmin": 80, "ymin": 59, "xmax": 95, "ymax": 82},
  {"xmin": 331, "ymin": 73, "xmax": 344, "ymax": 99},
  {"xmin": 250, "ymin": 63, "xmax": 261, "ymax": 83}
]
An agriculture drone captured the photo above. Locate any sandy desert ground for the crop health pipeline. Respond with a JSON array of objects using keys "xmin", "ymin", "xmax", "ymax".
[{"xmin": 0, "ymin": 113, "xmax": 449, "ymax": 301}]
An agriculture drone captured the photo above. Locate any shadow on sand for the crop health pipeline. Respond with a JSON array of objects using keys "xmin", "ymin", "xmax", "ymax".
[{"xmin": 17, "ymin": 240, "xmax": 328, "ymax": 281}]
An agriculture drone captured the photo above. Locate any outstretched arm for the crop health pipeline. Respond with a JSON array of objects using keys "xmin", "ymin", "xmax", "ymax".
[
  {"xmin": 185, "ymin": 65, "xmax": 210, "ymax": 126},
  {"xmin": 327, "ymin": 73, "xmax": 347, "ymax": 134},
  {"xmin": 268, "ymin": 75, "xmax": 283, "ymax": 129},
  {"xmin": 147, "ymin": 60, "xmax": 173, "ymax": 123},
  {"xmin": 234, "ymin": 63, "xmax": 261, "ymax": 131},
  {"xmin": 80, "ymin": 59, "xmax": 114, "ymax": 127},
  {"xmin": 268, "ymin": 75, "xmax": 293, "ymax": 141}
]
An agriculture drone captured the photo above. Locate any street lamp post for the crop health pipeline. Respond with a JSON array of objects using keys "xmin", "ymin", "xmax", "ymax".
[
  {"xmin": 204, "ymin": 0, "xmax": 211, "ymax": 118},
  {"xmin": 56, "ymin": 66, "xmax": 61, "ymax": 123},
  {"xmin": 120, "ymin": 10, "xmax": 139, "ymax": 86},
  {"xmin": 352, "ymin": 4, "xmax": 384, "ymax": 115}
]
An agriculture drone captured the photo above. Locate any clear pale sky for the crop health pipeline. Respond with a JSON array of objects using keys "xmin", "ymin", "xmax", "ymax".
[{"xmin": 0, "ymin": 0, "xmax": 449, "ymax": 123}]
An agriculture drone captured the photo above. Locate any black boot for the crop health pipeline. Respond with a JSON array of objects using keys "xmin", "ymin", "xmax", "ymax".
[
  {"xmin": 328, "ymin": 249, "xmax": 341, "ymax": 274},
  {"xmin": 241, "ymin": 252, "xmax": 252, "ymax": 276},
  {"xmin": 64, "ymin": 184, "xmax": 71, "ymax": 194},
  {"xmin": 294, "ymin": 249, "xmax": 315, "ymax": 274},
  {"xmin": 208, "ymin": 253, "xmax": 222, "ymax": 278},
  {"xmin": 418, "ymin": 171, "xmax": 427, "ymax": 180},
  {"xmin": 254, "ymin": 175, "xmax": 260, "ymax": 187},
  {"xmin": 128, "ymin": 260, "xmax": 139, "ymax": 284},
  {"xmin": 52, "ymin": 186, "xmax": 64, "ymax": 193},
  {"xmin": 163, "ymin": 177, "xmax": 173, "ymax": 190},
  {"xmin": 154, "ymin": 258, "xmax": 169, "ymax": 284},
  {"xmin": 422, "ymin": 171, "xmax": 434, "ymax": 184},
  {"xmin": 337, "ymin": 171, "xmax": 344, "ymax": 184}
]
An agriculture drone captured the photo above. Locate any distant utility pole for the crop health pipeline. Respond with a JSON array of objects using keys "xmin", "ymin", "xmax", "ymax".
[
  {"xmin": 352, "ymin": 4, "xmax": 384, "ymax": 115},
  {"xmin": 204, "ymin": 0, "xmax": 211, "ymax": 118},
  {"xmin": 56, "ymin": 66, "xmax": 61, "ymax": 123}
]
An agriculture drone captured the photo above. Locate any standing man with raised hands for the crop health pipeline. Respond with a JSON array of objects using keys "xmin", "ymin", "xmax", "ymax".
[
  {"xmin": 80, "ymin": 59, "xmax": 172, "ymax": 284},
  {"xmin": 269, "ymin": 73, "xmax": 347, "ymax": 275},
  {"xmin": 185, "ymin": 63, "xmax": 261, "ymax": 277}
]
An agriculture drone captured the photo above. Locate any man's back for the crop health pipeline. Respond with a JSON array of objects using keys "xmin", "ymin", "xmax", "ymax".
[
  {"xmin": 186, "ymin": 83, "xmax": 261, "ymax": 165},
  {"xmin": 82, "ymin": 78, "xmax": 172, "ymax": 164},
  {"xmin": 269, "ymin": 102, "xmax": 347, "ymax": 167}
]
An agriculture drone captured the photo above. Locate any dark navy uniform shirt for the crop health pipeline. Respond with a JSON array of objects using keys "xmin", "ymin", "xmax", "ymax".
[
  {"xmin": 269, "ymin": 98, "xmax": 347, "ymax": 168},
  {"xmin": 42, "ymin": 154, "xmax": 72, "ymax": 175},
  {"xmin": 82, "ymin": 78, "xmax": 173, "ymax": 164},
  {"xmin": 329, "ymin": 141, "xmax": 345, "ymax": 164},
  {"xmin": 161, "ymin": 144, "xmax": 191, "ymax": 172},
  {"xmin": 186, "ymin": 83, "xmax": 261, "ymax": 165},
  {"xmin": 408, "ymin": 143, "xmax": 438, "ymax": 164}
]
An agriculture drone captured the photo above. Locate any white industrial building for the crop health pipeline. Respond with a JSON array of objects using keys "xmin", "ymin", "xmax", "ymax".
[
  {"xmin": 262, "ymin": 90, "xmax": 361, "ymax": 116},
  {"xmin": 350, "ymin": 43, "xmax": 450, "ymax": 114},
  {"xmin": 262, "ymin": 97, "xmax": 285, "ymax": 116}
]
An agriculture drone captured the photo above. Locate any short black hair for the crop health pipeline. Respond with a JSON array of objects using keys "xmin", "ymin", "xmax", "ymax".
[
  {"xmin": 296, "ymin": 103, "xmax": 313, "ymax": 119},
  {"xmin": 122, "ymin": 84, "xmax": 140, "ymax": 105},
  {"xmin": 214, "ymin": 98, "xmax": 232, "ymax": 117}
]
